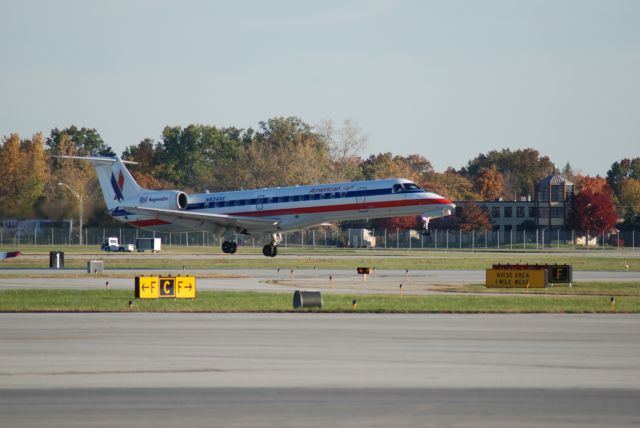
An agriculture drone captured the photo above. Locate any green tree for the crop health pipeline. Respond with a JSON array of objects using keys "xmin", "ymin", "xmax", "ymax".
[
  {"xmin": 462, "ymin": 148, "xmax": 555, "ymax": 197},
  {"xmin": 561, "ymin": 162, "xmax": 576, "ymax": 182},
  {"xmin": 360, "ymin": 153, "xmax": 420, "ymax": 182},
  {"xmin": 617, "ymin": 178, "xmax": 640, "ymax": 218},
  {"xmin": 606, "ymin": 158, "xmax": 640, "ymax": 195},
  {"xmin": 427, "ymin": 168, "xmax": 478, "ymax": 201},
  {"xmin": 154, "ymin": 124, "xmax": 246, "ymax": 191},
  {"xmin": 229, "ymin": 117, "xmax": 330, "ymax": 189},
  {"xmin": 123, "ymin": 138, "xmax": 159, "ymax": 175},
  {"xmin": 47, "ymin": 126, "xmax": 114, "ymax": 157}
]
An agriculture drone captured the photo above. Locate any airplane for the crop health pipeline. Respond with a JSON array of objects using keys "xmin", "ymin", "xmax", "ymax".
[{"xmin": 62, "ymin": 156, "xmax": 455, "ymax": 257}]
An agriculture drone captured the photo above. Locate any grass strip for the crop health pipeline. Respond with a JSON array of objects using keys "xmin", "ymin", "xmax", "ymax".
[
  {"xmin": 439, "ymin": 282, "xmax": 640, "ymax": 296},
  {"xmin": 1, "ymin": 254, "xmax": 638, "ymax": 271},
  {"xmin": 0, "ymin": 289, "xmax": 637, "ymax": 313}
]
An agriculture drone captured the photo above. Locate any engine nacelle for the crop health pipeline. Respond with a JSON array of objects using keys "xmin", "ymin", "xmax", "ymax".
[{"xmin": 137, "ymin": 190, "xmax": 189, "ymax": 210}]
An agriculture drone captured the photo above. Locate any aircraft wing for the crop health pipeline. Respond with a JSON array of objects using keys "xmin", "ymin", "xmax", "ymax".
[{"xmin": 127, "ymin": 207, "xmax": 280, "ymax": 229}]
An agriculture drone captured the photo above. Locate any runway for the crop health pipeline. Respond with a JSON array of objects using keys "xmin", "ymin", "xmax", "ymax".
[
  {"xmin": 2, "ymin": 388, "xmax": 638, "ymax": 427},
  {"xmin": 1, "ymin": 313, "xmax": 639, "ymax": 426}
]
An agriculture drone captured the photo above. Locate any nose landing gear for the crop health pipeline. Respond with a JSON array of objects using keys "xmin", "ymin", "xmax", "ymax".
[
  {"xmin": 262, "ymin": 244, "xmax": 278, "ymax": 257},
  {"xmin": 262, "ymin": 233, "xmax": 282, "ymax": 257},
  {"xmin": 420, "ymin": 216, "xmax": 431, "ymax": 236}
]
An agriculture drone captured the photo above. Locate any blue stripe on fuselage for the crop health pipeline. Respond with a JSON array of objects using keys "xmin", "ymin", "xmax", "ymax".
[{"xmin": 184, "ymin": 187, "xmax": 425, "ymax": 211}]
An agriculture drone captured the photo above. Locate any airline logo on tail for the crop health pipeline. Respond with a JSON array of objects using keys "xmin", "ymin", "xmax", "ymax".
[{"xmin": 110, "ymin": 170, "xmax": 125, "ymax": 201}]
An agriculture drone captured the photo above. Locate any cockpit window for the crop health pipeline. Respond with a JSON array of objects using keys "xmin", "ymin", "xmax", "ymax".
[
  {"xmin": 392, "ymin": 184, "xmax": 404, "ymax": 193},
  {"xmin": 403, "ymin": 183, "xmax": 422, "ymax": 192}
]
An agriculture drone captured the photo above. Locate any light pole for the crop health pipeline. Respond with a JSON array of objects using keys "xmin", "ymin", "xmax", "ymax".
[{"xmin": 58, "ymin": 182, "xmax": 83, "ymax": 245}]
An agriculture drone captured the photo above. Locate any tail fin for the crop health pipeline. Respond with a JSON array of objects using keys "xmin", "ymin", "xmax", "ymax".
[{"xmin": 58, "ymin": 156, "xmax": 144, "ymax": 210}]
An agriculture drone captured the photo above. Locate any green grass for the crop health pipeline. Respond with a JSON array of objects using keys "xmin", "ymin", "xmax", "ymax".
[
  {"xmin": 439, "ymin": 282, "xmax": 640, "ymax": 296},
  {"xmin": 1, "ymin": 248, "xmax": 639, "ymax": 271},
  {"xmin": 0, "ymin": 289, "xmax": 637, "ymax": 313}
]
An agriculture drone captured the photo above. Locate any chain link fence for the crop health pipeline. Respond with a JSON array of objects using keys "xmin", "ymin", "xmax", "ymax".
[{"xmin": 1, "ymin": 223, "xmax": 638, "ymax": 251}]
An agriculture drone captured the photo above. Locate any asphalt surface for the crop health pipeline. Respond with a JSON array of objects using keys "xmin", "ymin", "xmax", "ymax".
[{"xmin": 1, "ymin": 313, "xmax": 639, "ymax": 427}]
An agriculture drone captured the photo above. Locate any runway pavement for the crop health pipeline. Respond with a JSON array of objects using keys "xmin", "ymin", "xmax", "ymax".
[{"xmin": 1, "ymin": 313, "xmax": 639, "ymax": 427}]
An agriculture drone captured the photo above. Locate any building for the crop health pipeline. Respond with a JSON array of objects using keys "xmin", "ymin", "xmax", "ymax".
[
  {"xmin": 476, "ymin": 199, "xmax": 536, "ymax": 233},
  {"xmin": 455, "ymin": 174, "xmax": 574, "ymax": 234},
  {"xmin": 535, "ymin": 175, "xmax": 574, "ymax": 230}
]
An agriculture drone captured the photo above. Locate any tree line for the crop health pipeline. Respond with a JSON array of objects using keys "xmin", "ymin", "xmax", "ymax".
[{"xmin": 1, "ymin": 117, "xmax": 638, "ymax": 232}]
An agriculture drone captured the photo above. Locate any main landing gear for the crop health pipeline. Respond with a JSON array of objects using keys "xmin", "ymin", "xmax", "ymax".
[
  {"xmin": 220, "ymin": 231, "xmax": 283, "ymax": 257},
  {"xmin": 262, "ymin": 233, "xmax": 282, "ymax": 258},
  {"xmin": 221, "ymin": 241, "xmax": 237, "ymax": 254},
  {"xmin": 420, "ymin": 216, "xmax": 431, "ymax": 236},
  {"xmin": 221, "ymin": 228, "xmax": 240, "ymax": 254}
]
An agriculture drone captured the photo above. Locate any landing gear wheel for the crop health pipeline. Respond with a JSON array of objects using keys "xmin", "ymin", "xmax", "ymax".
[
  {"xmin": 222, "ymin": 241, "xmax": 236, "ymax": 254},
  {"xmin": 262, "ymin": 244, "xmax": 278, "ymax": 257}
]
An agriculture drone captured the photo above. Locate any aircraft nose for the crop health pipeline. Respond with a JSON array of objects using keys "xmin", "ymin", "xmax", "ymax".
[
  {"xmin": 442, "ymin": 198, "xmax": 456, "ymax": 215},
  {"xmin": 435, "ymin": 195, "xmax": 455, "ymax": 208}
]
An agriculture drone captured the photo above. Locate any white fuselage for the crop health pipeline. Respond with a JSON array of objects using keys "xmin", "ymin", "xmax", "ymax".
[{"xmin": 112, "ymin": 178, "xmax": 455, "ymax": 235}]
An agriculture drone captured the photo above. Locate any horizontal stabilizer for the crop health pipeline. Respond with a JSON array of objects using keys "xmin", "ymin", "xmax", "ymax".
[{"xmin": 54, "ymin": 155, "xmax": 138, "ymax": 165}]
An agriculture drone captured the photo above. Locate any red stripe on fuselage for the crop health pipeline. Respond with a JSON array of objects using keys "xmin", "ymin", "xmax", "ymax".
[
  {"xmin": 128, "ymin": 219, "xmax": 172, "ymax": 227},
  {"xmin": 229, "ymin": 197, "xmax": 452, "ymax": 217}
]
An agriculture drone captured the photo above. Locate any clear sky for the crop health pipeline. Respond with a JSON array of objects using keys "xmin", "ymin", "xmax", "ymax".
[{"xmin": 1, "ymin": 0, "xmax": 638, "ymax": 176}]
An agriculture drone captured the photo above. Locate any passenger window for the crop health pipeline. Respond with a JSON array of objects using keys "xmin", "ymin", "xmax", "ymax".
[
  {"xmin": 303, "ymin": 195, "xmax": 310, "ymax": 201},
  {"xmin": 292, "ymin": 195, "xmax": 300, "ymax": 202},
  {"xmin": 227, "ymin": 200, "xmax": 235, "ymax": 207},
  {"xmin": 282, "ymin": 196, "xmax": 290, "ymax": 202}
]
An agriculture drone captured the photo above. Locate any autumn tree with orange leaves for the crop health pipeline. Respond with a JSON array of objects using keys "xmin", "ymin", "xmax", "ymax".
[
  {"xmin": 574, "ymin": 175, "xmax": 613, "ymax": 196},
  {"xmin": 474, "ymin": 165, "xmax": 505, "ymax": 200},
  {"xmin": 0, "ymin": 133, "xmax": 48, "ymax": 218}
]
